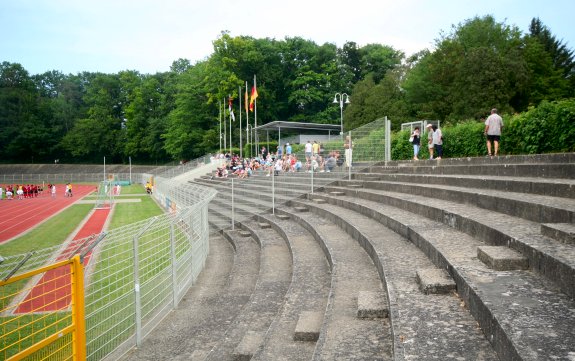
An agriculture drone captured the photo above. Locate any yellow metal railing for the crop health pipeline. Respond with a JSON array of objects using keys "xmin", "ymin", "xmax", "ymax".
[{"xmin": 0, "ymin": 255, "xmax": 86, "ymax": 361}]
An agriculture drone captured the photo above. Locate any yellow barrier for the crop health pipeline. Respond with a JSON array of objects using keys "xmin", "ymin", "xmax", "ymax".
[{"xmin": 0, "ymin": 255, "xmax": 86, "ymax": 361}]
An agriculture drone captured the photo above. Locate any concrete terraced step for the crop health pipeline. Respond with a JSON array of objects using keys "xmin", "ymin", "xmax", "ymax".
[
  {"xmin": 250, "ymin": 213, "xmax": 331, "ymax": 361},
  {"xmin": 291, "ymin": 198, "xmax": 497, "ymax": 360},
  {"xmin": 205, "ymin": 227, "xmax": 291, "ymax": 360},
  {"xmin": 322, "ymin": 184, "xmax": 575, "ymax": 298},
  {"xmin": 122, "ymin": 233, "xmax": 259, "ymax": 360},
  {"xmin": 364, "ymin": 162, "xmax": 575, "ymax": 179},
  {"xmin": 380, "ymin": 152, "xmax": 575, "ymax": 167},
  {"xmin": 306, "ymin": 191, "xmax": 575, "ymax": 361},
  {"xmin": 192, "ymin": 176, "xmax": 312, "ymax": 198},
  {"xmin": 284, "ymin": 205, "xmax": 393, "ymax": 360},
  {"xmin": 335, "ymin": 179, "xmax": 575, "ymax": 224},
  {"xmin": 350, "ymin": 172, "xmax": 575, "ymax": 199}
]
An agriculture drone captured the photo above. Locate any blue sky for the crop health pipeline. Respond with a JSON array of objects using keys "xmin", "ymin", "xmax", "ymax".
[{"xmin": 1, "ymin": 0, "xmax": 573, "ymax": 75}]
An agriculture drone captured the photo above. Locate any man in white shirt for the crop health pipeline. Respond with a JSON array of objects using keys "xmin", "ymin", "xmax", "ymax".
[
  {"xmin": 432, "ymin": 125, "xmax": 443, "ymax": 160},
  {"xmin": 304, "ymin": 141, "xmax": 313, "ymax": 161},
  {"xmin": 484, "ymin": 108, "xmax": 504, "ymax": 157}
]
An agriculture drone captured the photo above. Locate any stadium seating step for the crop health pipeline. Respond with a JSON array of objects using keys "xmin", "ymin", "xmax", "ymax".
[
  {"xmin": 477, "ymin": 246, "xmax": 529, "ymax": 271},
  {"xmin": 357, "ymin": 291, "xmax": 388, "ymax": 318},
  {"xmin": 233, "ymin": 331, "xmax": 265, "ymax": 361},
  {"xmin": 293, "ymin": 311, "xmax": 322, "ymax": 341},
  {"xmin": 540, "ymin": 223, "xmax": 575, "ymax": 245},
  {"xmin": 416, "ymin": 268, "xmax": 456, "ymax": 295}
]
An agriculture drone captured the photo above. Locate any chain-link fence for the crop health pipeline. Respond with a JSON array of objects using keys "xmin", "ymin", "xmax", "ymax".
[
  {"xmin": 0, "ymin": 117, "xmax": 390, "ymax": 360},
  {"xmin": 198, "ymin": 117, "xmax": 391, "ymax": 233},
  {"xmin": 0, "ymin": 167, "xmax": 216, "ymax": 361},
  {"xmin": 0, "ymin": 173, "xmax": 136, "ymax": 184}
]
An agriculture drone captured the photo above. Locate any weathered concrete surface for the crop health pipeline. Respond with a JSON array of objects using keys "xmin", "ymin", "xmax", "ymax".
[
  {"xmin": 293, "ymin": 311, "xmax": 322, "ymax": 341},
  {"xmin": 477, "ymin": 246, "xmax": 529, "ymax": 271},
  {"xmin": 416, "ymin": 268, "xmax": 457, "ymax": 295},
  {"xmin": 232, "ymin": 331, "xmax": 265, "ymax": 361},
  {"xmin": 357, "ymin": 291, "xmax": 388, "ymax": 318},
  {"xmin": 541, "ymin": 222, "xmax": 575, "ymax": 244}
]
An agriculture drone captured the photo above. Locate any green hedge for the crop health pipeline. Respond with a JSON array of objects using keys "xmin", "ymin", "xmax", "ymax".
[{"xmin": 392, "ymin": 99, "xmax": 575, "ymax": 160}]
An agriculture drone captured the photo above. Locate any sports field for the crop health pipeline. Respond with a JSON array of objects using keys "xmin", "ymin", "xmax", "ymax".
[
  {"xmin": 0, "ymin": 184, "xmax": 97, "ymax": 243},
  {"xmin": 0, "ymin": 184, "xmax": 162, "ymax": 311}
]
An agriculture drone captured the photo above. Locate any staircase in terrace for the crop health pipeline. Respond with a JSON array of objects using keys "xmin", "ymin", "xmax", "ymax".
[{"xmin": 123, "ymin": 153, "xmax": 575, "ymax": 361}]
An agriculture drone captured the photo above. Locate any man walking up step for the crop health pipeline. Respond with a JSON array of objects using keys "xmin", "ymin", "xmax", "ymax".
[{"xmin": 484, "ymin": 108, "xmax": 504, "ymax": 158}]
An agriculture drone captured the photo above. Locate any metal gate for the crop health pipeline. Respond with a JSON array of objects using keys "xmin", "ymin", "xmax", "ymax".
[{"xmin": 0, "ymin": 255, "xmax": 86, "ymax": 360}]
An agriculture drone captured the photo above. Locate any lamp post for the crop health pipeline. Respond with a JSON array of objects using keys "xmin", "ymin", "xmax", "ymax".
[{"xmin": 333, "ymin": 93, "xmax": 350, "ymax": 136}]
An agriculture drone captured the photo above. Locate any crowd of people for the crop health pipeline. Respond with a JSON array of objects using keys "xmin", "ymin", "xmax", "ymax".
[
  {"xmin": 0, "ymin": 184, "xmax": 44, "ymax": 200},
  {"xmin": 409, "ymin": 108, "xmax": 502, "ymax": 160},
  {"xmin": 213, "ymin": 141, "xmax": 348, "ymax": 180},
  {"xmin": 0, "ymin": 183, "xmax": 74, "ymax": 200}
]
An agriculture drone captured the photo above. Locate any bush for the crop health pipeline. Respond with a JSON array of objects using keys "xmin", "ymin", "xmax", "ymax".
[
  {"xmin": 503, "ymin": 99, "xmax": 575, "ymax": 154},
  {"xmin": 391, "ymin": 99, "xmax": 575, "ymax": 160}
]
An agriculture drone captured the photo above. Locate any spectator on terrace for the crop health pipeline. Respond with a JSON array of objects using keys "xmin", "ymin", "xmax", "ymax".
[
  {"xmin": 274, "ymin": 157, "xmax": 283, "ymax": 176},
  {"xmin": 411, "ymin": 126, "xmax": 421, "ymax": 160},
  {"xmin": 308, "ymin": 156, "xmax": 319, "ymax": 172},
  {"xmin": 484, "ymin": 108, "xmax": 504, "ymax": 158},
  {"xmin": 285, "ymin": 143, "xmax": 292, "ymax": 156},
  {"xmin": 432, "ymin": 124, "xmax": 443, "ymax": 160},
  {"xmin": 295, "ymin": 158, "xmax": 302, "ymax": 172},
  {"xmin": 325, "ymin": 152, "xmax": 336, "ymax": 172},
  {"xmin": 312, "ymin": 140, "xmax": 320, "ymax": 155},
  {"xmin": 305, "ymin": 141, "xmax": 313, "ymax": 161},
  {"xmin": 344, "ymin": 136, "xmax": 353, "ymax": 168},
  {"xmin": 426, "ymin": 124, "xmax": 434, "ymax": 160}
]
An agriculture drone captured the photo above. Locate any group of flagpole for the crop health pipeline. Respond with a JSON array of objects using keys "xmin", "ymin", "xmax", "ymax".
[{"xmin": 219, "ymin": 75, "xmax": 258, "ymax": 157}]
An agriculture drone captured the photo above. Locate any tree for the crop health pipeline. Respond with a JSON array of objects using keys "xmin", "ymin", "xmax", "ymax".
[
  {"xmin": 61, "ymin": 73, "xmax": 125, "ymax": 162},
  {"xmin": 403, "ymin": 15, "xmax": 529, "ymax": 121},
  {"xmin": 163, "ymin": 61, "xmax": 214, "ymax": 160},
  {"xmin": 527, "ymin": 18, "xmax": 574, "ymax": 97},
  {"xmin": 360, "ymin": 44, "xmax": 403, "ymax": 83},
  {"xmin": 0, "ymin": 62, "xmax": 45, "ymax": 162}
]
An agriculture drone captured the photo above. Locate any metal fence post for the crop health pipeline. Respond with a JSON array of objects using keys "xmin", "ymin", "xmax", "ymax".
[
  {"xmin": 170, "ymin": 221, "xmax": 178, "ymax": 308},
  {"xmin": 272, "ymin": 168, "xmax": 275, "ymax": 214},
  {"xmin": 385, "ymin": 116, "xmax": 391, "ymax": 165},
  {"xmin": 348, "ymin": 131, "xmax": 352, "ymax": 181},
  {"xmin": 71, "ymin": 255, "xmax": 87, "ymax": 360},
  {"xmin": 311, "ymin": 164, "xmax": 314, "ymax": 195},
  {"xmin": 231, "ymin": 178, "xmax": 235, "ymax": 230},
  {"xmin": 131, "ymin": 218, "xmax": 156, "ymax": 348},
  {"xmin": 132, "ymin": 232, "xmax": 142, "ymax": 348}
]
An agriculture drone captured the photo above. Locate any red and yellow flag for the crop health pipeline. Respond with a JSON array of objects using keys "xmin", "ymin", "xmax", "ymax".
[{"xmin": 249, "ymin": 85, "xmax": 258, "ymax": 112}]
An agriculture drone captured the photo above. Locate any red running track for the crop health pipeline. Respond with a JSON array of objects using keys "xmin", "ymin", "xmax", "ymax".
[
  {"xmin": 15, "ymin": 207, "xmax": 111, "ymax": 313},
  {"xmin": 0, "ymin": 184, "xmax": 96, "ymax": 243}
]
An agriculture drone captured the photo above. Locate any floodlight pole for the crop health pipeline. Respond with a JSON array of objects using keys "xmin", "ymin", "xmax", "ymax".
[{"xmin": 333, "ymin": 93, "xmax": 350, "ymax": 138}]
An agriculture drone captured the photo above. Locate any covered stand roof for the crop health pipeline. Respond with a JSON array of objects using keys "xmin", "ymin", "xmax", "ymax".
[{"xmin": 253, "ymin": 121, "xmax": 341, "ymax": 132}]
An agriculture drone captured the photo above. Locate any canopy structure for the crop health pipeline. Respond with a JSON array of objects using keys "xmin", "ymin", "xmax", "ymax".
[
  {"xmin": 253, "ymin": 121, "xmax": 341, "ymax": 150},
  {"xmin": 253, "ymin": 121, "xmax": 341, "ymax": 132}
]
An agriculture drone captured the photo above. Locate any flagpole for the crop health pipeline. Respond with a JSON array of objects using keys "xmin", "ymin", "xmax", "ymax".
[
  {"xmin": 245, "ymin": 81, "xmax": 249, "ymax": 157},
  {"xmin": 223, "ymin": 98, "xmax": 226, "ymax": 152},
  {"xmin": 254, "ymin": 74, "xmax": 258, "ymax": 155},
  {"xmin": 219, "ymin": 100, "xmax": 222, "ymax": 155},
  {"xmin": 229, "ymin": 95, "xmax": 232, "ymax": 156},
  {"xmin": 239, "ymin": 86, "xmax": 242, "ymax": 159}
]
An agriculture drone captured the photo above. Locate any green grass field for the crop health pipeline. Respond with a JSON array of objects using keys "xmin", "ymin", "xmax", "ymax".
[
  {"xmin": 0, "ymin": 184, "xmax": 166, "ymax": 359},
  {"xmin": 0, "ymin": 185, "xmax": 161, "ymax": 256}
]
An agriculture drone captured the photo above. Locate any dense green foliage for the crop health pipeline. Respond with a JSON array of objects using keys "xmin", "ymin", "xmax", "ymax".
[
  {"xmin": 392, "ymin": 99, "xmax": 575, "ymax": 160},
  {"xmin": 1, "ymin": 16, "xmax": 573, "ymax": 164}
]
